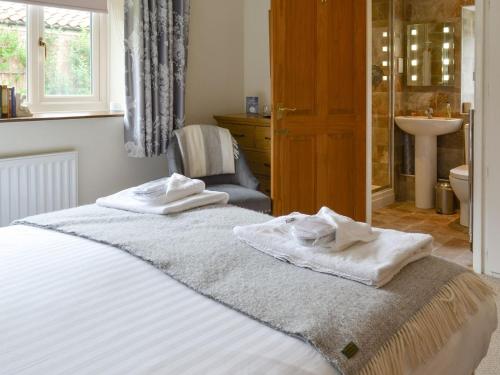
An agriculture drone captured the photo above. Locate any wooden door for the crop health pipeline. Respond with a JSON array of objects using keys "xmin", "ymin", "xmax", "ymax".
[{"xmin": 271, "ymin": 0, "xmax": 366, "ymax": 221}]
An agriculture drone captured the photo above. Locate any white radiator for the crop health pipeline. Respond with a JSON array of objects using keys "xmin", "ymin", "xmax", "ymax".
[{"xmin": 0, "ymin": 151, "xmax": 78, "ymax": 227}]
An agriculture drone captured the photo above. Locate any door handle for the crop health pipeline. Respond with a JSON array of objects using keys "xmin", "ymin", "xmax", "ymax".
[
  {"xmin": 277, "ymin": 105, "xmax": 297, "ymax": 113},
  {"xmin": 276, "ymin": 103, "xmax": 297, "ymax": 120}
]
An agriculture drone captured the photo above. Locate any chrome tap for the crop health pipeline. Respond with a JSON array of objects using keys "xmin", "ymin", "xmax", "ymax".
[{"xmin": 424, "ymin": 107, "xmax": 434, "ymax": 119}]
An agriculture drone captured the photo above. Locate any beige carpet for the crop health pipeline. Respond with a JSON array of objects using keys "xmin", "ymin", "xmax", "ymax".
[{"xmin": 476, "ymin": 276, "xmax": 500, "ymax": 375}]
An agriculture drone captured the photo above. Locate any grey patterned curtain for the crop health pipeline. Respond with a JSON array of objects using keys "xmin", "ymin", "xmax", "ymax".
[{"xmin": 124, "ymin": 0, "xmax": 190, "ymax": 158}]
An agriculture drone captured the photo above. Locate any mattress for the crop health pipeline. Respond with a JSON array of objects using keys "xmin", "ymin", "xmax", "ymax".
[{"xmin": 0, "ymin": 225, "xmax": 496, "ymax": 375}]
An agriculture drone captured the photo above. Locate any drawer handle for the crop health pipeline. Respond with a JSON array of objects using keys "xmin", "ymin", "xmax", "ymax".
[
  {"xmin": 264, "ymin": 137, "xmax": 271, "ymax": 141},
  {"xmin": 233, "ymin": 134, "xmax": 246, "ymax": 138},
  {"xmin": 264, "ymin": 163, "xmax": 271, "ymax": 168}
]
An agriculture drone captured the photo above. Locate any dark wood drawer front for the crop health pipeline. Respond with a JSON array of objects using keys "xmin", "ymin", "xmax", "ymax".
[
  {"xmin": 255, "ymin": 127, "xmax": 272, "ymax": 150},
  {"xmin": 257, "ymin": 175, "xmax": 271, "ymax": 196},
  {"xmin": 219, "ymin": 123, "xmax": 255, "ymax": 149},
  {"xmin": 246, "ymin": 150, "xmax": 271, "ymax": 176}
]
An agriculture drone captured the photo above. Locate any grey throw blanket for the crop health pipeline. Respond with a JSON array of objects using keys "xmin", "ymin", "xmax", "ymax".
[
  {"xmin": 174, "ymin": 125, "xmax": 239, "ymax": 178},
  {"xmin": 15, "ymin": 205, "xmax": 493, "ymax": 375}
]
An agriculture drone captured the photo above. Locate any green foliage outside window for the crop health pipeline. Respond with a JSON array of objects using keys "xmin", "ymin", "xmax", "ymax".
[
  {"xmin": 0, "ymin": 22, "xmax": 91, "ymax": 97},
  {"xmin": 44, "ymin": 28, "xmax": 91, "ymax": 96},
  {"xmin": 0, "ymin": 25, "xmax": 27, "ymax": 95}
]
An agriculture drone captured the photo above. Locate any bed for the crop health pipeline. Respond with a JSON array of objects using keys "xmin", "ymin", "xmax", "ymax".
[{"xmin": 0, "ymin": 209, "xmax": 497, "ymax": 375}]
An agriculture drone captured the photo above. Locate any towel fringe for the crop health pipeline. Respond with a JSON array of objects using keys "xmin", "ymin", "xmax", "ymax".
[
  {"xmin": 358, "ymin": 273, "xmax": 495, "ymax": 375},
  {"xmin": 232, "ymin": 137, "xmax": 240, "ymax": 160}
]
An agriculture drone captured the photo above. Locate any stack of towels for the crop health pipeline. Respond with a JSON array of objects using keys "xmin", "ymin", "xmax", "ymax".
[
  {"xmin": 96, "ymin": 174, "xmax": 229, "ymax": 215},
  {"xmin": 234, "ymin": 207, "xmax": 433, "ymax": 287}
]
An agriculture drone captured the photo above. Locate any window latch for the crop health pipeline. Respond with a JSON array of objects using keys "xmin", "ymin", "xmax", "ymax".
[{"xmin": 38, "ymin": 37, "xmax": 47, "ymax": 59}]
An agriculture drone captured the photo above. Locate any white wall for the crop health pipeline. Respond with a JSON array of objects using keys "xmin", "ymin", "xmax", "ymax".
[
  {"xmin": 107, "ymin": 0, "xmax": 246, "ymax": 119},
  {"xmin": 0, "ymin": 118, "xmax": 167, "ymax": 205},
  {"xmin": 482, "ymin": 0, "xmax": 500, "ymax": 276},
  {"xmin": 0, "ymin": 0, "xmax": 246, "ymax": 205},
  {"xmin": 243, "ymin": 0, "xmax": 271, "ymax": 108},
  {"xmin": 186, "ymin": 0, "xmax": 245, "ymax": 123}
]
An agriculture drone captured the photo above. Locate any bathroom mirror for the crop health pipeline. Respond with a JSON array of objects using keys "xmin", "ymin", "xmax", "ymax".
[{"xmin": 406, "ymin": 23, "xmax": 455, "ymax": 87}]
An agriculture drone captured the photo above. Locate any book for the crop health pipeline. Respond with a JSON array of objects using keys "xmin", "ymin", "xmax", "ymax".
[
  {"xmin": 1, "ymin": 86, "xmax": 8, "ymax": 118},
  {"xmin": 0, "ymin": 87, "xmax": 18, "ymax": 118},
  {"xmin": 7, "ymin": 88, "xmax": 11, "ymax": 118},
  {"xmin": 10, "ymin": 87, "xmax": 16, "ymax": 118}
]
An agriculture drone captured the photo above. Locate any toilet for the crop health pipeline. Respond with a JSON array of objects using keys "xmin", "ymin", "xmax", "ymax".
[{"xmin": 449, "ymin": 123, "xmax": 470, "ymax": 227}]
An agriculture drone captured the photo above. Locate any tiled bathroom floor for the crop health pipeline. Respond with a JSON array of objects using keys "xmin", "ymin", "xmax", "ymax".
[{"xmin": 373, "ymin": 201, "xmax": 472, "ymax": 269}]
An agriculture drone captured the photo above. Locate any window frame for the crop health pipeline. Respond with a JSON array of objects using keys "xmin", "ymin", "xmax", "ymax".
[{"xmin": 25, "ymin": 5, "xmax": 108, "ymax": 113}]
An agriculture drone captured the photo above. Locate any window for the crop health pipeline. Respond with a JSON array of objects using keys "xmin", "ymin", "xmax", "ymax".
[
  {"xmin": 43, "ymin": 7, "xmax": 92, "ymax": 96},
  {"xmin": 0, "ymin": 2, "xmax": 27, "ymax": 96},
  {"xmin": 0, "ymin": 0, "xmax": 107, "ymax": 112}
]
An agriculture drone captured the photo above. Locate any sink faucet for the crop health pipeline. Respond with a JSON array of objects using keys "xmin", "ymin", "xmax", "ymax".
[{"xmin": 424, "ymin": 107, "xmax": 434, "ymax": 119}]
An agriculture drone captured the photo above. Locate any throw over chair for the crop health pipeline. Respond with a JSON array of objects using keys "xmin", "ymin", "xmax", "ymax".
[{"xmin": 166, "ymin": 132, "xmax": 272, "ymax": 214}]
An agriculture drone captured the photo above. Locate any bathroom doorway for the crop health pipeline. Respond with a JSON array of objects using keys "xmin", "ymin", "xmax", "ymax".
[{"xmin": 370, "ymin": 0, "xmax": 476, "ymax": 269}]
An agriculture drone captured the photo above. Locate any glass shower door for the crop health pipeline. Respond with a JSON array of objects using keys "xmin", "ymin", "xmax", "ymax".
[{"xmin": 372, "ymin": 0, "xmax": 393, "ymax": 193}]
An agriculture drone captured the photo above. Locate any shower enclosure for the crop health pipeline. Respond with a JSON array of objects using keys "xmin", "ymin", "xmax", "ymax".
[{"xmin": 372, "ymin": 0, "xmax": 395, "ymax": 202}]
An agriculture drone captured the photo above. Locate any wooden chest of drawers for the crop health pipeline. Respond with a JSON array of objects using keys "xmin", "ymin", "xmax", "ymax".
[{"xmin": 214, "ymin": 114, "xmax": 271, "ymax": 196}]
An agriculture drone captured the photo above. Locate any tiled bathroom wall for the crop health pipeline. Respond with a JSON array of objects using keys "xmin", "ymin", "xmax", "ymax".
[{"xmin": 393, "ymin": 0, "xmax": 474, "ymax": 201}]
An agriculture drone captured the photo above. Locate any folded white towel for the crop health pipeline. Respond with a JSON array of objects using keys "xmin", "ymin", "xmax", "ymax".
[
  {"xmin": 317, "ymin": 207, "xmax": 379, "ymax": 251},
  {"xmin": 131, "ymin": 174, "xmax": 206, "ymax": 204},
  {"xmin": 164, "ymin": 174, "xmax": 206, "ymax": 204},
  {"xmin": 234, "ymin": 208, "xmax": 433, "ymax": 287},
  {"xmin": 131, "ymin": 178, "xmax": 168, "ymax": 201},
  {"xmin": 97, "ymin": 187, "xmax": 229, "ymax": 215}
]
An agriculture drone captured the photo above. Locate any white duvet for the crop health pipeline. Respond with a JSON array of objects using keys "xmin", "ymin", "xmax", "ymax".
[{"xmin": 0, "ymin": 225, "xmax": 496, "ymax": 375}]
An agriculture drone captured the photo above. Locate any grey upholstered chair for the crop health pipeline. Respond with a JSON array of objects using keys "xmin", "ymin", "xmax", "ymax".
[{"xmin": 166, "ymin": 136, "xmax": 272, "ymax": 213}]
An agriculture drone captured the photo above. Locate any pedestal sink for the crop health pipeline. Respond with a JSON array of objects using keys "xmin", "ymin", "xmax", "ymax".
[{"xmin": 395, "ymin": 116, "xmax": 463, "ymax": 209}]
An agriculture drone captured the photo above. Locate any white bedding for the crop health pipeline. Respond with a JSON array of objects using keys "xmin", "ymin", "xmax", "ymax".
[{"xmin": 0, "ymin": 225, "xmax": 496, "ymax": 375}]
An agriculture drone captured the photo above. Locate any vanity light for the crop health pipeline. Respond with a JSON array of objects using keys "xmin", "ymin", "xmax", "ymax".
[
  {"xmin": 411, "ymin": 75, "xmax": 418, "ymax": 81},
  {"xmin": 382, "ymin": 60, "xmax": 388, "ymax": 67},
  {"xmin": 443, "ymin": 58, "xmax": 450, "ymax": 66},
  {"xmin": 383, "ymin": 76, "xmax": 388, "ymax": 81},
  {"xmin": 411, "ymin": 29, "xmax": 418, "ymax": 36},
  {"xmin": 383, "ymin": 31, "xmax": 388, "ymax": 38},
  {"xmin": 411, "ymin": 59, "xmax": 418, "ymax": 66},
  {"xmin": 411, "ymin": 44, "xmax": 418, "ymax": 51},
  {"xmin": 443, "ymin": 42, "xmax": 450, "ymax": 50},
  {"xmin": 382, "ymin": 46, "xmax": 388, "ymax": 52},
  {"xmin": 443, "ymin": 74, "xmax": 450, "ymax": 81},
  {"xmin": 443, "ymin": 26, "xmax": 450, "ymax": 33}
]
